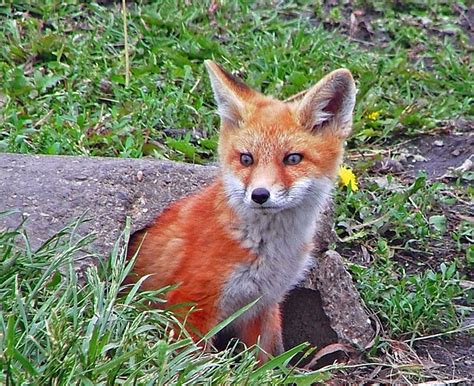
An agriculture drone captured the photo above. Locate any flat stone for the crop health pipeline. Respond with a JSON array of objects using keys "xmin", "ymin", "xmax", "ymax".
[{"xmin": 0, "ymin": 153, "xmax": 216, "ymax": 258}]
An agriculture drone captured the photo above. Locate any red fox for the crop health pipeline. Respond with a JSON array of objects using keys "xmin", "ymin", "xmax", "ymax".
[{"xmin": 126, "ymin": 60, "xmax": 356, "ymax": 362}]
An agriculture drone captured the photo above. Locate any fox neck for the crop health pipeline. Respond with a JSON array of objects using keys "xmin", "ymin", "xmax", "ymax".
[
  {"xmin": 215, "ymin": 175, "xmax": 333, "ymax": 322},
  {"xmin": 217, "ymin": 175, "xmax": 333, "ymax": 260}
]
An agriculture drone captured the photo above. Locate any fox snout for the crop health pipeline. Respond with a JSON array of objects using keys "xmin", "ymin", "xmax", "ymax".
[{"xmin": 250, "ymin": 188, "xmax": 271, "ymax": 204}]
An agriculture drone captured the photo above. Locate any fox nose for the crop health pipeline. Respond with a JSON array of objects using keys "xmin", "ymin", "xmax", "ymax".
[{"xmin": 251, "ymin": 188, "xmax": 270, "ymax": 204}]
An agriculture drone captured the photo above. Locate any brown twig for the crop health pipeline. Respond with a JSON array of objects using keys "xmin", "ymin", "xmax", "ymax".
[
  {"xmin": 34, "ymin": 109, "xmax": 54, "ymax": 128},
  {"xmin": 283, "ymin": 88, "xmax": 308, "ymax": 103}
]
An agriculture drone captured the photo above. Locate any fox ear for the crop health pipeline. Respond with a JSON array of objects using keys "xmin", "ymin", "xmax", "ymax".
[
  {"xmin": 296, "ymin": 69, "xmax": 356, "ymax": 137},
  {"xmin": 204, "ymin": 60, "xmax": 256, "ymax": 127}
]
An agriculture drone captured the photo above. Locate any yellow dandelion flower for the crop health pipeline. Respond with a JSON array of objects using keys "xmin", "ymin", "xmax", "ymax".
[
  {"xmin": 338, "ymin": 165, "xmax": 359, "ymax": 191},
  {"xmin": 367, "ymin": 111, "xmax": 380, "ymax": 121}
]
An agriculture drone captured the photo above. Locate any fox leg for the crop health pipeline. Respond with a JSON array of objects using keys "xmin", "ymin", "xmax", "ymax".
[
  {"xmin": 166, "ymin": 289, "xmax": 217, "ymax": 346},
  {"xmin": 238, "ymin": 304, "xmax": 284, "ymax": 363},
  {"xmin": 261, "ymin": 304, "xmax": 284, "ymax": 358}
]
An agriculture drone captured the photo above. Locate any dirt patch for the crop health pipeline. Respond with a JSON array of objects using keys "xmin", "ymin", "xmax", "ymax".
[
  {"xmin": 401, "ymin": 131, "xmax": 473, "ymax": 179},
  {"xmin": 279, "ymin": 2, "xmax": 473, "ymax": 52},
  {"xmin": 415, "ymin": 332, "xmax": 474, "ymax": 382}
]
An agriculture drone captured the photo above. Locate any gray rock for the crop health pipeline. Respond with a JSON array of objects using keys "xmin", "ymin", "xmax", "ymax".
[
  {"xmin": 0, "ymin": 153, "xmax": 374, "ymax": 367},
  {"xmin": 0, "ymin": 153, "xmax": 216, "ymax": 257}
]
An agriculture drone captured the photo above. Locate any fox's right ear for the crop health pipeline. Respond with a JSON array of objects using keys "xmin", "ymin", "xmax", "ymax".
[
  {"xmin": 204, "ymin": 60, "xmax": 256, "ymax": 128},
  {"xmin": 296, "ymin": 69, "xmax": 356, "ymax": 138}
]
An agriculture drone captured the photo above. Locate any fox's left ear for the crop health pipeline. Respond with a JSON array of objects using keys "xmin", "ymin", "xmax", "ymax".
[
  {"xmin": 296, "ymin": 69, "xmax": 356, "ymax": 138},
  {"xmin": 205, "ymin": 60, "xmax": 256, "ymax": 128}
]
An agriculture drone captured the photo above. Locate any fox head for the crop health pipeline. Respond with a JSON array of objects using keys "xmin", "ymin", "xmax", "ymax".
[{"xmin": 204, "ymin": 60, "xmax": 356, "ymax": 213}]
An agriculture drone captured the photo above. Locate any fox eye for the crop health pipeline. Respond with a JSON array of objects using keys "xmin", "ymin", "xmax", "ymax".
[
  {"xmin": 240, "ymin": 153, "xmax": 254, "ymax": 166},
  {"xmin": 284, "ymin": 153, "xmax": 303, "ymax": 165}
]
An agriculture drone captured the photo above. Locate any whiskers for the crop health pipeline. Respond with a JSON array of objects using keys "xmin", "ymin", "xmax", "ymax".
[
  {"xmin": 274, "ymin": 177, "xmax": 334, "ymax": 211},
  {"xmin": 220, "ymin": 173, "xmax": 334, "ymax": 218}
]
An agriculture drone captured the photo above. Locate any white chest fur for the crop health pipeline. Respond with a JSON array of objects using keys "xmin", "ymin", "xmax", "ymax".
[{"xmin": 218, "ymin": 193, "xmax": 329, "ymax": 323}]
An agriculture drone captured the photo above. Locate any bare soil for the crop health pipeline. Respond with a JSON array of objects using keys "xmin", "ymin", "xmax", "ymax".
[
  {"xmin": 402, "ymin": 122, "xmax": 473, "ymax": 179},
  {"xmin": 415, "ymin": 332, "xmax": 474, "ymax": 382}
]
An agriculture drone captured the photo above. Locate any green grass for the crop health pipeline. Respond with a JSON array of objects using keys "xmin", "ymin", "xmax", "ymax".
[
  {"xmin": 0, "ymin": 213, "xmax": 331, "ymax": 384},
  {"xmin": 0, "ymin": 1, "xmax": 472, "ymax": 159},
  {"xmin": 335, "ymin": 174, "xmax": 472, "ymax": 337},
  {"xmin": 351, "ymin": 258, "xmax": 464, "ymax": 338},
  {"xmin": 0, "ymin": 0, "xmax": 473, "ymax": 382}
]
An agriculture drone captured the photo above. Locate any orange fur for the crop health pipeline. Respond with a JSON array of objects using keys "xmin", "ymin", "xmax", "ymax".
[
  {"xmin": 127, "ymin": 182, "xmax": 255, "ymax": 338},
  {"xmin": 126, "ymin": 60, "xmax": 356, "ymax": 361}
]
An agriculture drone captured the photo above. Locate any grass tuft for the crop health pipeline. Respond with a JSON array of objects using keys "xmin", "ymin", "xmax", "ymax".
[{"xmin": 0, "ymin": 214, "xmax": 331, "ymax": 384}]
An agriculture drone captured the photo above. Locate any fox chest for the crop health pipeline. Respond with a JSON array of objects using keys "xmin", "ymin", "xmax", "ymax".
[{"xmin": 218, "ymin": 208, "xmax": 317, "ymax": 322}]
